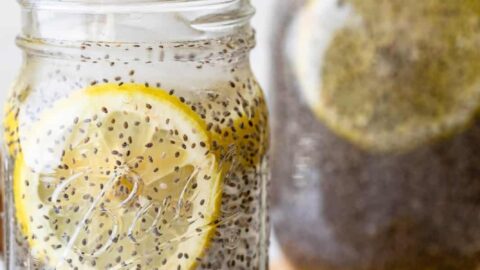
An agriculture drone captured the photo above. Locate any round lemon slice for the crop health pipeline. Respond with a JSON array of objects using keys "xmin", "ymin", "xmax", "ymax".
[
  {"xmin": 14, "ymin": 83, "xmax": 221, "ymax": 269},
  {"xmin": 4, "ymin": 101, "xmax": 20, "ymax": 157},
  {"xmin": 212, "ymin": 87, "xmax": 269, "ymax": 170},
  {"xmin": 4, "ymin": 86, "xmax": 27, "ymax": 158},
  {"xmin": 293, "ymin": 0, "xmax": 480, "ymax": 153}
]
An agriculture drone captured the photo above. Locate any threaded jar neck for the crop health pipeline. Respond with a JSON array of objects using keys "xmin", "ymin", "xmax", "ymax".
[
  {"xmin": 18, "ymin": 0, "xmax": 255, "ymax": 42},
  {"xmin": 17, "ymin": 0, "xmax": 255, "ymax": 60}
]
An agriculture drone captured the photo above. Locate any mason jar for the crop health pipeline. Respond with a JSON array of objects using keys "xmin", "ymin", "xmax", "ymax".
[
  {"xmin": 271, "ymin": 0, "xmax": 480, "ymax": 269},
  {"xmin": 2, "ymin": 0, "xmax": 269, "ymax": 269}
]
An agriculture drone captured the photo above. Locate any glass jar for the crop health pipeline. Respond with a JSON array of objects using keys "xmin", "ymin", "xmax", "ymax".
[
  {"xmin": 3, "ymin": 0, "xmax": 269, "ymax": 269},
  {"xmin": 271, "ymin": 1, "xmax": 480, "ymax": 270}
]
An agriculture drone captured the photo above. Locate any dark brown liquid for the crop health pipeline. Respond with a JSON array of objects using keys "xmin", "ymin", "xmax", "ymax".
[{"xmin": 271, "ymin": 1, "xmax": 480, "ymax": 269}]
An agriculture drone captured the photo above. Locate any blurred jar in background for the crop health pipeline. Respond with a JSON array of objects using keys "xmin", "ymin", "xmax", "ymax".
[{"xmin": 271, "ymin": 0, "xmax": 480, "ymax": 269}]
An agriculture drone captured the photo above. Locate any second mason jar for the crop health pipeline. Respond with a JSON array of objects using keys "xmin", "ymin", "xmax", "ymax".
[
  {"xmin": 3, "ymin": 0, "xmax": 269, "ymax": 269},
  {"xmin": 271, "ymin": 1, "xmax": 480, "ymax": 270}
]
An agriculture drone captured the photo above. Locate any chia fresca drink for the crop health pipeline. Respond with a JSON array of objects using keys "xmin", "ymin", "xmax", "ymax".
[
  {"xmin": 271, "ymin": 1, "xmax": 480, "ymax": 269},
  {"xmin": 2, "ymin": 0, "xmax": 269, "ymax": 269}
]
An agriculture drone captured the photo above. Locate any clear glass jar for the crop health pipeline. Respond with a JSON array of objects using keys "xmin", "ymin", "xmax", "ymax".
[
  {"xmin": 3, "ymin": 1, "xmax": 269, "ymax": 269},
  {"xmin": 271, "ymin": 1, "xmax": 480, "ymax": 270}
]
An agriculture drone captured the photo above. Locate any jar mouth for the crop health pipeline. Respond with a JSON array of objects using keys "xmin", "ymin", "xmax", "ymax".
[{"xmin": 19, "ymin": 0, "xmax": 245, "ymax": 12}]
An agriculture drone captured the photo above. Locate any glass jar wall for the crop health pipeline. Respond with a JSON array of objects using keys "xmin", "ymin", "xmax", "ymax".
[
  {"xmin": 3, "ymin": 1, "xmax": 269, "ymax": 269},
  {"xmin": 271, "ymin": 1, "xmax": 480, "ymax": 269}
]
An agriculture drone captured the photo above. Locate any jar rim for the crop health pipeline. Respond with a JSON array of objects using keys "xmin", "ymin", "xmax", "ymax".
[{"xmin": 19, "ymin": 0, "xmax": 245, "ymax": 12}]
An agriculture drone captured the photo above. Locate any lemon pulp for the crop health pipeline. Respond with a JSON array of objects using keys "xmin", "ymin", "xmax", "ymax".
[
  {"xmin": 293, "ymin": 0, "xmax": 480, "ymax": 153},
  {"xmin": 13, "ymin": 83, "xmax": 222, "ymax": 269}
]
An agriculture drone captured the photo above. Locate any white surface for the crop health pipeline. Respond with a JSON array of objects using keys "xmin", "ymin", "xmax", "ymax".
[{"xmin": 0, "ymin": 0, "xmax": 282, "ymax": 265}]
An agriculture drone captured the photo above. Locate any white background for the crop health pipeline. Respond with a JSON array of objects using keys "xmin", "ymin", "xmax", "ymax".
[
  {"xmin": 0, "ymin": 0, "xmax": 284, "ymax": 266},
  {"xmin": 0, "ymin": 0, "xmax": 21, "ymax": 104}
]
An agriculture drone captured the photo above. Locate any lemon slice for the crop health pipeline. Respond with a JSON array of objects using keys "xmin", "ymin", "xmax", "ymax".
[
  {"xmin": 212, "ymin": 89, "xmax": 269, "ymax": 170},
  {"xmin": 4, "ymin": 101, "xmax": 20, "ymax": 157},
  {"xmin": 179, "ymin": 80, "xmax": 268, "ymax": 172},
  {"xmin": 293, "ymin": 0, "xmax": 480, "ymax": 153},
  {"xmin": 14, "ymin": 83, "xmax": 221, "ymax": 269},
  {"xmin": 3, "ymin": 85, "xmax": 29, "ymax": 157}
]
